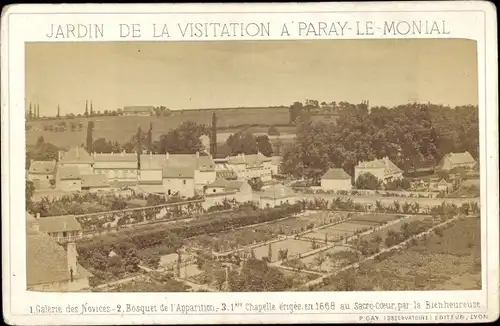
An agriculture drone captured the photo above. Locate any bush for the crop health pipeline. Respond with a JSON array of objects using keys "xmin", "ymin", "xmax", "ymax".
[{"xmin": 355, "ymin": 173, "xmax": 381, "ymax": 190}]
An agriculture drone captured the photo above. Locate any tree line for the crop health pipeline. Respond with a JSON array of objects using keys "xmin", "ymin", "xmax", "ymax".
[{"xmin": 282, "ymin": 100, "xmax": 479, "ymax": 181}]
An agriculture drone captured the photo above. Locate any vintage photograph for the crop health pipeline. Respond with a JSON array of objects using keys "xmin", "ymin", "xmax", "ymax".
[{"xmin": 25, "ymin": 39, "xmax": 480, "ymax": 293}]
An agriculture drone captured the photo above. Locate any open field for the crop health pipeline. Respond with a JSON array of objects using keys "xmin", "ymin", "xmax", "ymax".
[
  {"xmin": 350, "ymin": 213, "xmax": 402, "ymax": 224},
  {"xmin": 253, "ymin": 239, "xmax": 313, "ymax": 262},
  {"xmin": 298, "ymin": 246, "xmax": 356, "ymax": 272},
  {"xmin": 26, "ymin": 107, "xmax": 291, "ymax": 147},
  {"xmin": 357, "ymin": 215, "xmax": 432, "ymax": 247},
  {"xmin": 318, "ymin": 216, "xmax": 481, "ymax": 291}
]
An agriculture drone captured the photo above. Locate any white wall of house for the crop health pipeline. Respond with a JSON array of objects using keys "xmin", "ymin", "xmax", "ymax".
[
  {"xmin": 439, "ymin": 158, "xmax": 476, "ymax": 171},
  {"xmin": 203, "ymin": 192, "xmax": 237, "ymax": 210},
  {"xmin": 235, "ymin": 184, "xmax": 253, "ymax": 203},
  {"xmin": 58, "ymin": 179, "xmax": 82, "ymax": 192},
  {"xmin": 227, "ymin": 163, "xmax": 246, "ymax": 179},
  {"xmin": 205, "ymin": 186, "xmax": 226, "ymax": 195},
  {"xmin": 321, "ymin": 179, "xmax": 352, "ymax": 191},
  {"xmin": 28, "ymin": 173, "xmax": 54, "ymax": 189},
  {"xmin": 47, "ymin": 230, "xmax": 83, "ymax": 242},
  {"xmin": 139, "ymin": 170, "xmax": 163, "ymax": 183},
  {"xmin": 162, "ymin": 178, "xmax": 195, "ymax": 198},
  {"xmin": 95, "ymin": 168, "xmax": 137, "ymax": 182},
  {"xmin": 194, "ymin": 170, "xmax": 217, "ymax": 188}
]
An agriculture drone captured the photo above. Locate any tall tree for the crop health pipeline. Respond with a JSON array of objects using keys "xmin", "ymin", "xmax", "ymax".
[
  {"xmin": 28, "ymin": 102, "xmax": 33, "ymax": 120},
  {"xmin": 210, "ymin": 112, "xmax": 217, "ymax": 156},
  {"xmin": 136, "ymin": 127, "xmax": 143, "ymax": 154},
  {"xmin": 153, "ymin": 121, "xmax": 205, "ymax": 154},
  {"xmin": 226, "ymin": 131, "xmax": 258, "ymax": 155},
  {"xmin": 85, "ymin": 100, "xmax": 89, "ymax": 117},
  {"xmin": 36, "ymin": 104, "xmax": 40, "ymax": 119},
  {"xmin": 147, "ymin": 122, "xmax": 153, "ymax": 153},
  {"xmin": 90, "ymin": 101, "xmax": 94, "ymax": 116},
  {"xmin": 57, "ymin": 104, "xmax": 60, "ymax": 118},
  {"xmin": 86, "ymin": 121, "xmax": 94, "ymax": 152}
]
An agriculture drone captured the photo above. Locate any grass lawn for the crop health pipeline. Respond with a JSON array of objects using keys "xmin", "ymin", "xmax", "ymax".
[
  {"xmin": 350, "ymin": 213, "xmax": 402, "ymax": 224},
  {"xmin": 253, "ymin": 239, "xmax": 313, "ymax": 262}
]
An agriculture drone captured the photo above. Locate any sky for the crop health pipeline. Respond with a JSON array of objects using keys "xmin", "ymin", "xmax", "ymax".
[{"xmin": 26, "ymin": 39, "xmax": 478, "ymax": 116}]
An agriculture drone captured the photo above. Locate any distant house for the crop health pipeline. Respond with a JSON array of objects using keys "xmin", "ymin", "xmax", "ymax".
[
  {"xmin": 205, "ymin": 178, "xmax": 229, "ymax": 195},
  {"xmin": 226, "ymin": 180, "xmax": 253, "ymax": 203},
  {"xmin": 162, "ymin": 166, "xmax": 196, "ymax": 198},
  {"xmin": 310, "ymin": 113, "xmax": 340, "ymax": 125},
  {"xmin": 321, "ymin": 168, "xmax": 352, "ymax": 191},
  {"xmin": 122, "ymin": 106, "xmax": 154, "ymax": 116},
  {"xmin": 58, "ymin": 146, "xmax": 94, "ymax": 175},
  {"xmin": 37, "ymin": 215, "xmax": 83, "ymax": 243},
  {"xmin": 80, "ymin": 174, "xmax": 110, "ymax": 192},
  {"xmin": 354, "ymin": 157, "xmax": 403, "ymax": 183},
  {"xmin": 436, "ymin": 179, "xmax": 453, "ymax": 193},
  {"xmin": 225, "ymin": 152, "xmax": 273, "ymax": 182},
  {"xmin": 56, "ymin": 166, "xmax": 81, "ymax": 191},
  {"xmin": 138, "ymin": 153, "xmax": 163, "ymax": 185},
  {"xmin": 163, "ymin": 152, "xmax": 216, "ymax": 192},
  {"xmin": 26, "ymin": 213, "xmax": 91, "ymax": 292},
  {"xmin": 259, "ymin": 184, "xmax": 296, "ymax": 209},
  {"xmin": 28, "ymin": 160, "xmax": 57, "ymax": 189},
  {"xmin": 438, "ymin": 151, "xmax": 476, "ymax": 171},
  {"xmin": 93, "ymin": 152, "xmax": 138, "ymax": 185}
]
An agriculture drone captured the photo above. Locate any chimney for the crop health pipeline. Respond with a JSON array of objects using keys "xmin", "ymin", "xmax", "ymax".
[
  {"xmin": 36, "ymin": 213, "xmax": 40, "ymax": 219},
  {"xmin": 58, "ymin": 150, "xmax": 62, "ymax": 162},
  {"xmin": 67, "ymin": 242, "xmax": 78, "ymax": 280},
  {"xmin": 196, "ymin": 151, "xmax": 200, "ymax": 159},
  {"xmin": 166, "ymin": 152, "xmax": 170, "ymax": 160},
  {"xmin": 121, "ymin": 150, "xmax": 124, "ymax": 156}
]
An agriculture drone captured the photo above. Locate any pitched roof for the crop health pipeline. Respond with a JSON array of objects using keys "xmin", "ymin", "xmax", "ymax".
[
  {"xmin": 81, "ymin": 174, "xmax": 109, "ymax": 188},
  {"xmin": 94, "ymin": 153, "xmax": 137, "ymax": 162},
  {"xmin": 162, "ymin": 166, "xmax": 195, "ymax": 179},
  {"xmin": 356, "ymin": 157, "xmax": 402, "ymax": 176},
  {"xmin": 58, "ymin": 166, "xmax": 81, "ymax": 180},
  {"xmin": 261, "ymin": 184, "xmax": 295, "ymax": 199},
  {"xmin": 123, "ymin": 106, "xmax": 154, "ymax": 113},
  {"xmin": 225, "ymin": 180, "xmax": 247, "ymax": 191},
  {"xmin": 37, "ymin": 215, "xmax": 82, "ymax": 233},
  {"xmin": 227, "ymin": 153, "xmax": 272, "ymax": 166},
  {"xmin": 444, "ymin": 152, "xmax": 476, "ymax": 165},
  {"xmin": 322, "ymin": 168, "xmax": 351, "ymax": 180},
  {"xmin": 60, "ymin": 147, "xmax": 93, "ymax": 164},
  {"xmin": 26, "ymin": 231, "xmax": 92, "ymax": 286},
  {"xmin": 140, "ymin": 155, "xmax": 163, "ymax": 170},
  {"xmin": 216, "ymin": 170, "xmax": 238, "ymax": 180},
  {"xmin": 29, "ymin": 160, "xmax": 56, "ymax": 174},
  {"xmin": 206, "ymin": 178, "xmax": 229, "ymax": 188},
  {"xmin": 165, "ymin": 153, "xmax": 215, "ymax": 171}
]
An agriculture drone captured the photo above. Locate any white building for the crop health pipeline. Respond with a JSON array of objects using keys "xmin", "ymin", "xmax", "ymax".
[
  {"xmin": 162, "ymin": 166, "xmax": 196, "ymax": 198},
  {"xmin": 354, "ymin": 157, "xmax": 403, "ymax": 184},
  {"xmin": 203, "ymin": 179, "xmax": 253, "ymax": 209},
  {"xmin": 36, "ymin": 214, "xmax": 83, "ymax": 243},
  {"xmin": 26, "ymin": 212, "xmax": 91, "ymax": 292},
  {"xmin": 438, "ymin": 151, "xmax": 476, "ymax": 171},
  {"xmin": 28, "ymin": 160, "xmax": 57, "ymax": 189},
  {"xmin": 58, "ymin": 146, "xmax": 94, "ymax": 175},
  {"xmin": 321, "ymin": 168, "xmax": 352, "ymax": 191},
  {"xmin": 81, "ymin": 174, "xmax": 110, "ymax": 192},
  {"xmin": 225, "ymin": 152, "xmax": 273, "ymax": 182},
  {"xmin": 259, "ymin": 184, "xmax": 296, "ymax": 209},
  {"xmin": 163, "ymin": 152, "xmax": 216, "ymax": 193},
  {"xmin": 93, "ymin": 152, "xmax": 138, "ymax": 186},
  {"xmin": 122, "ymin": 106, "xmax": 154, "ymax": 116},
  {"xmin": 270, "ymin": 156, "xmax": 282, "ymax": 176},
  {"xmin": 56, "ymin": 166, "xmax": 82, "ymax": 192}
]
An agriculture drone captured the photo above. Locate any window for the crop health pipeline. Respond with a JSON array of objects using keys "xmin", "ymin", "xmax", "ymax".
[
  {"xmin": 183, "ymin": 180, "xmax": 186, "ymax": 185},
  {"xmin": 46, "ymin": 176, "xmax": 50, "ymax": 179},
  {"xmin": 63, "ymin": 231, "xmax": 67, "ymax": 237},
  {"xmin": 213, "ymin": 189, "xmax": 216, "ymax": 193}
]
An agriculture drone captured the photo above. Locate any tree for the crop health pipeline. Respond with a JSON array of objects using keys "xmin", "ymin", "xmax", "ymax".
[
  {"xmin": 210, "ymin": 112, "xmax": 217, "ymax": 156},
  {"xmin": 256, "ymin": 135, "xmax": 273, "ymax": 157},
  {"xmin": 57, "ymin": 105, "xmax": 60, "ymax": 119},
  {"xmin": 355, "ymin": 173, "xmax": 381, "ymax": 190},
  {"xmin": 86, "ymin": 121, "xmax": 94, "ymax": 153},
  {"xmin": 90, "ymin": 101, "xmax": 94, "ymax": 116},
  {"xmin": 85, "ymin": 100, "xmax": 89, "ymax": 117},
  {"xmin": 314, "ymin": 251, "xmax": 326, "ymax": 270},
  {"xmin": 28, "ymin": 102, "xmax": 33, "ymax": 120},
  {"xmin": 36, "ymin": 104, "xmax": 40, "ymax": 119},
  {"xmin": 154, "ymin": 121, "xmax": 206, "ymax": 154},
  {"xmin": 147, "ymin": 122, "xmax": 153, "ymax": 153},
  {"xmin": 268, "ymin": 125, "xmax": 280, "ymax": 136},
  {"xmin": 26, "ymin": 180, "xmax": 35, "ymax": 207},
  {"xmin": 226, "ymin": 131, "xmax": 258, "ymax": 155},
  {"xmin": 248, "ymin": 177, "xmax": 264, "ymax": 191},
  {"xmin": 289, "ymin": 101, "xmax": 304, "ymax": 123},
  {"xmin": 267, "ymin": 243, "xmax": 273, "ymax": 262}
]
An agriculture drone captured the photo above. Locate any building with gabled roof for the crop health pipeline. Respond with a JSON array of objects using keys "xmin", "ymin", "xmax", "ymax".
[
  {"xmin": 122, "ymin": 106, "xmax": 154, "ymax": 116},
  {"xmin": 224, "ymin": 152, "xmax": 273, "ymax": 182},
  {"xmin": 26, "ymin": 212, "xmax": 91, "ymax": 292},
  {"xmin": 28, "ymin": 160, "xmax": 57, "ymax": 189},
  {"xmin": 56, "ymin": 166, "xmax": 82, "ymax": 192},
  {"xmin": 259, "ymin": 184, "xmax": 296, "ymax": 208},
  {"xmin": 81, "ymin": 174, "xmax": 110, "ymax": 192},
  {"xmin": 37, "ymin": 215, "xmax": 83, "ymax": 243},
  {"xmin": 354, "ymin": 157, "xmax": 403, "ymax": 184},
  {"xmin": 93, "ymin": 151, "xmax": 138, "ymax": 185},
  {"xmin": 438, "ymin": 151, "xmax": 476, "ymax": 171},
  {"xmin": 162, "ymin": 166, "xmax": 196, "ymax": 198},
  {"xmin": 321, "ymin": 168, "xmax": 352, "ymax": 191},
  {"xmin": 58, "ymin": 146, "xmax": 94, "ymax": 175}
]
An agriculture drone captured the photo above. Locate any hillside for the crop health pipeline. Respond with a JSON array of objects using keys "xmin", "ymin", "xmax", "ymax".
[{"xmin": 26, "ymin": 107, "xmax": 291, "ymax": 149}]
